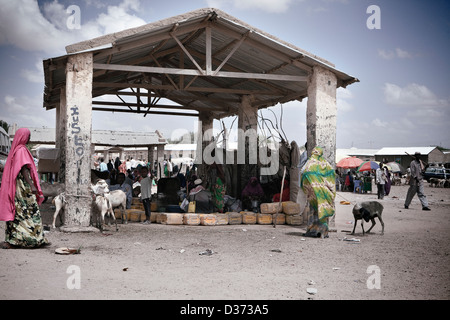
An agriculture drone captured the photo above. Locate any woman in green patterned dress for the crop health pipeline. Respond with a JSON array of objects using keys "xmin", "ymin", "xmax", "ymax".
[
  {"xmin": 0, "ymin": 128, "xmax": 49, "ymax": 249},
  {"xmin": 300, "ymin": 146, "xmax": 336, "ymax": 238}
]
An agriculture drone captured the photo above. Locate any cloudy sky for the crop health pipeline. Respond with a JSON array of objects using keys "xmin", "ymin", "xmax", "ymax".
[{"xmin": 0, "ymin": 0, "xmax": 449, "ymax": 149}]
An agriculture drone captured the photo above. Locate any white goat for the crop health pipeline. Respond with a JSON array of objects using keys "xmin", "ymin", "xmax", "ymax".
[
  {"xmin": 51, "ymin": 180, "xmax": 115, "ymax": 230},
  {"xmin": 51, "ymin": 192, "xmax": 66, "ymax": 228},
  {"xmin": 90, "ymin": 179, "xmax": 119, "ymax": 231},
  {"xmin": 104, "ymin": 190, "xmax": 128, "ymax": 224},
  {"xmin": 94, "ymin": 193, "xmax": 118, "ymax": 231}
]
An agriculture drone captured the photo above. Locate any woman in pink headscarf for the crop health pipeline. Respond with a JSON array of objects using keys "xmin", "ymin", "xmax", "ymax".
[{"xmin": 0, "ymin": 128, "xmax": 49, "ymax": 249}]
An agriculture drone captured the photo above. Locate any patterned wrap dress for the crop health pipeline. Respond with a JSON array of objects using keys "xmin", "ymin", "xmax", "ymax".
[
  {"xmin": 5, "ymin": 173, "xmax": 48, "ymax": 247},
  {"xmin": 300, "ymin": 146, "xmax": 336, "ymax": 238}
]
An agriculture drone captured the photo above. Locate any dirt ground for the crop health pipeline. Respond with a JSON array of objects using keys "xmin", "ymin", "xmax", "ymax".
[{"xmin": 0, "ymin": 183, "xmax": 449, "ymax": 301}]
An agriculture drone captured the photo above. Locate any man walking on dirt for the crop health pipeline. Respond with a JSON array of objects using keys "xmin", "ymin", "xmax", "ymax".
[{"xmin": 404, "ymin": 152, "xmax": 430, "ymax": 211}]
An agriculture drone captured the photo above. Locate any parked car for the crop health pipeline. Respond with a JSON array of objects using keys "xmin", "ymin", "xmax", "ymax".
[{"xmin": 423, "ymin": 167, "xmax": 450, "ymax": 182}]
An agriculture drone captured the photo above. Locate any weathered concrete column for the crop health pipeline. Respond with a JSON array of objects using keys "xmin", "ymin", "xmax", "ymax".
[
  {"xmin": 156, "ymin": 144, "xmax": 164, "ymax": 179},
  {"xmin": 147, "ymin": 145, "xmax": 154, "ymax": 174},
  {"xmin": 237, "ymin": 95, "xmax": 258, "ymax": 194},
  {"xmin": 195, "ymin": 112, "xmax": 214, "ymax": 180},
  {"xmin": 61, "ymin": 52, "xmax": 96, "ymax": 232},
  {"xmin": 57, "ymin": 88, "xmax": 67, "ymax": 183},
  {"xmin": 306, "ymin": 65, "xmax": 337, "ymax": 167},
  {"xmin": 306, "ymin": 65, "xmax": 337, "ymax": 229}
]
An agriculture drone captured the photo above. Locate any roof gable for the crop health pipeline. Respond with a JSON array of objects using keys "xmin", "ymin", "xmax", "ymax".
[{"xmin": 44, "ymin": 8, "xmax": 358, "ymax": 120}]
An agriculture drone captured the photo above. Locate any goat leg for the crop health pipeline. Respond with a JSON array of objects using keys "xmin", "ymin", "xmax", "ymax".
[
  {"xmin": 52, "ymin": 208, "xmax": 60, "ymax": 229},
  {"xmin": 351, "ymin": 219, "xmax": 357, "ymax": 235},
  {"xmin": 378, "ymin": 216, "xmax": 385, "ymax": 235},
  {"xmin": 111, "ymin": 210, "xmax": 118, "ymax": 232},
  {"xmin": 366, "ymin": 218, "xmax": 376, "ymax": 233},
  {"xmin": 361, "ymin": 220, "xmax": 365, "ymax": 235}
]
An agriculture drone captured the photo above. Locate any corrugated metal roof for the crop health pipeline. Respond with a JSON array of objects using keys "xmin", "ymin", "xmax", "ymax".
[
  {"xmin": 43, "ymin": 8, "xmax": 358, "ymax": 120},
  {"xmin": 23, "ymin": 127, "xmax": 166, "ymax": 147},
  {"xmin": 375, "ymin": 147, "xmax": 438, "ymax": 156}
]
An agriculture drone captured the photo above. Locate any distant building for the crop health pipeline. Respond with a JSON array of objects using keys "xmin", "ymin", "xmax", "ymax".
[
  {"xmin": 374, "ymin": 147, "xmax": 445, "ymax": 168},
  {"xmin": 336, "ymin": 148, "xmax": 379, "ymax": 163}
]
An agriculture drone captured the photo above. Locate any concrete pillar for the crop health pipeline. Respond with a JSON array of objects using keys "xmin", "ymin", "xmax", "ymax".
[
  {"xmin": 57, "ymin": 88, "xmax": 67, "ymax": 183},
  {"xmin": 147, "ymin": 145, "xmax": 154, "ymax": 174},
  {"xmin": 61, "ymin": 52, "xmax": 96, "ymax": 232},
  {"xmin": 237, "ymin": 95, "xmax": 258, "ymax": 194},
  {"xmin": 306, "ymin": 65, "xmax": 337, "ymax": 167},
  {"xmin": 195, "ymin": 112, "xmax": 214, "ymax": 180},
  {"xmin": 156, "ymin": 144, "xmax": 164, "ymax": 179},
  {"xmin": 306, "ymin": 65, "xmax": 337, "ymax": 229}
]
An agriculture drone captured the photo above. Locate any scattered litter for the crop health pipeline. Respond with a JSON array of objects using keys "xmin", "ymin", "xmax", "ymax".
[
  {"xmin": 340, "ymin": 201, "xmax": 351, "ymax": 205},
  {"xmin": 346, "ymin": 221, "xmax": 354, "ymax": 224},
  {"xmin": 102, "ymin": 233, "xmax": 113, "ymax": 236},
  {"xmin": 333, "ymin": 267, "xmax": 340, "ymax": 271},
  {"xmin": 156, "ymin": 247, "xmax": 166, "ymax": 250},
  {"xmin": 55, "ymin": 247, "xmax": 81, "ymax": 255},
  {"xmin": 306, "ymin": 288, "xmax": 317, "ymax": 295},
  {"xmin": 300, "ymin": 238, "xmax": 306, "ymax": 241},
  {"xmin": 123, "ymin": 267, "xmax": 128, "ymax": 271},
  {"xmin": 308, "ymin": 280, "xmax": 316, "ymax": 285},
  {"xmin": 199, "ymin": 249, "xmax": 216, "ymax": 256},
  {"xmin": 134, "ymin": 242, "xmax": 142, "ymax": 245},
  {"xmin": 270, "ymin": 249, "xmax": 282, "ymax": 253},
  {"xmin": 242, "ymin": 228, "xmax": 247, "ymax": 232},
  {"xmin": 343, "ymin": 237, "xmax": 361, "ymax": 242},
  {"xmin": 180, "ymin": 249, "xmax": 185, "ymax": 253}
]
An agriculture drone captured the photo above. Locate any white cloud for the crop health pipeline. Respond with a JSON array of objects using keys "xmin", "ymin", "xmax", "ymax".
[
  {"xmin": 372, "ymin": 118, "xmax": 388, "ymax": 128},
  {"xmin": 377, "ymin": 49, "xmax": 395, "ymax": 60},
  {"xmin": 378, "ymin": 48, "xmax": 413, "ymax": 60},
  {"xmin": 337, "ymin": 87, "xmax": 354, "ymax": 113},
  {"xmin": 0, "ymin": 0, "xmax": 146, "ymax": 55},
  {"xmin": 383, "ymin": 83, "xmax": 448, "ymax": 107},
  {"xmin": 20, "ymin": 60, "xmax": 44, "ymax": 83},
  {"xmin": 206, "ymin": 0, "xmax": 295, "ymax": 13},
  {"xmin": 395, "ymin": 48, "xmax": 412, "ymax": 59},
  {"xmin": 0, "ymin": 94, "xmax": 50, "ymax": 127}
]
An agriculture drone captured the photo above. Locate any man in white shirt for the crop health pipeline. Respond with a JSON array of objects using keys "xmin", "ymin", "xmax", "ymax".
[
  {"xmin": 404, "ymin": 152, "xmax": 430, "ymax": 210},
  {"xmin": 139, "ymin": 166, "xmax": 152, "ymax": 224},
  {"xmin": 375, "ymin": 164, "xmax": 386, "ymax": 199}
]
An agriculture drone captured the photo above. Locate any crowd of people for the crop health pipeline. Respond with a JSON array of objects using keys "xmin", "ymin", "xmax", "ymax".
[{"xmin": 0, "ymin": 127, "xmax": 432, "ymax": 249}]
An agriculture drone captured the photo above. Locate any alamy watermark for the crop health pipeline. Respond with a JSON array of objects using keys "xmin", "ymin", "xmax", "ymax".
[
  {"xmin": 66, "ymin": 265, "xmax": 81, "ymax": 289},
  {"xmin": 66, "ymin": 5, "xmax": 81, "ymax": 30},
  {"xmin": 179, "ymin": 122, "xmax": 279, "ymax": 176},
  {"xmin": 366, "ymin": 265, "xmax": 381, "ymax": 289},
  {"xmin": 366, "ymin": 5, "xmax": 381, "ymax": 30}
]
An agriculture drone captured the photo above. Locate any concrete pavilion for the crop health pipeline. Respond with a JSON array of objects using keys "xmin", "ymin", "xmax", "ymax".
[{"xmin": 42, "ymin": 8, "xmax": 358, "ymax": 231}]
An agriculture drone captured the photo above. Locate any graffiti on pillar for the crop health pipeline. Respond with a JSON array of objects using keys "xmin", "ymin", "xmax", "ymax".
[{"xmin": 70, "ymin": 106, "xmax": 84, "ymax": 157}]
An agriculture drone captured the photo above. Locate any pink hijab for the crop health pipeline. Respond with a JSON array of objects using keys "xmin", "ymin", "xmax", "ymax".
[{"xmin": 0, "ymin": 128, "xmax": 43, "ymax": 221}]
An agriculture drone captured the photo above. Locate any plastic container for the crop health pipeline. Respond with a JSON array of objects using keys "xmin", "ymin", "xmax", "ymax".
[
  {"xmin": 160, "ymin": 213, "xmax": 184, "ymax": 225},
  {"xmin": 215, "ymin": 213, "xmax": 229, "ymax": 225},
  {"xmin": 282, "ymin": 201, "xmax": 301, "ymax": 215},
  {"xmin": 242, "ymin": 211, "xmax": 256, "ymax": 224},
  {"xmin": 257, "ymin": 213, "xmax": 273, "ymax": 225},
  {"xmin": 199, "ymin": 214, "xmax": 217, "ymax": 226},
  {"xmin": 183, "ymin": 213, "xmax": 200, "ymax": 225},
  {"xmin": 227, "ymin": 212, "xmax": 242, "ymax": 225}
]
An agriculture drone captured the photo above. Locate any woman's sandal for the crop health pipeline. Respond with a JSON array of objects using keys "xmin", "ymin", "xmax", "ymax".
[{"xmin": 1, "ymin": 242, "xmax": 18, "ymax": 249}]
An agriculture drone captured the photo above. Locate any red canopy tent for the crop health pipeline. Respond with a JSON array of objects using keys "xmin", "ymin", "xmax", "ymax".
[{"xmin": 336, "ymin": 156, "xmax": 363, "ymax": 169}]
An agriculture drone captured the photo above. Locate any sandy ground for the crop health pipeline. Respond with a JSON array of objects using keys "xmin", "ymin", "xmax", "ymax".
[{"xmin": 0, "ymin": 183, "xmax": 449, "ymax": 301}]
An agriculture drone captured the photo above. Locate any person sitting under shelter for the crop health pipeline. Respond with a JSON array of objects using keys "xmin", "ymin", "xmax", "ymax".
[
  {"xmin": 189, "ymin": 179, "xmax": 204, "ymax": 196},
  {"xmin": 272, "ymin": 178, "xmax": 290, "ymax": 203},
  {"xmin": 241, "ymin": 176, "xmax": 264, "ymax": 210}
]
